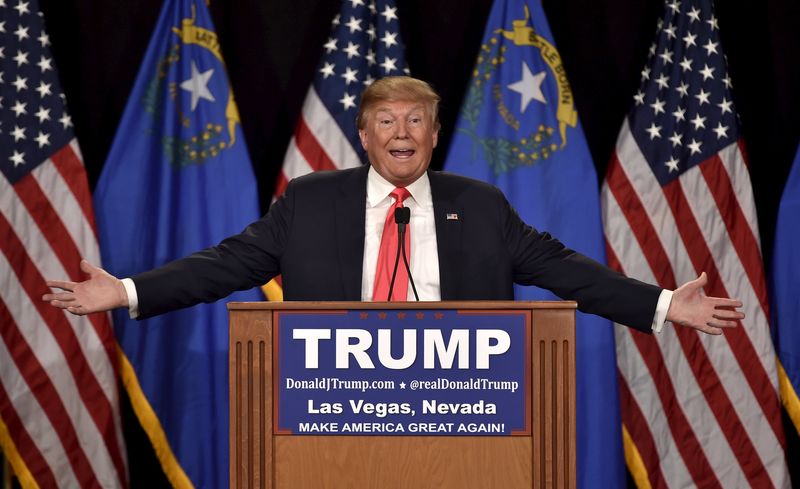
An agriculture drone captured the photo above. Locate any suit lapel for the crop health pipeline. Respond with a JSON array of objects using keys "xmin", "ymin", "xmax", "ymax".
[
  {"xmin": 334, "ymin": 165, "xmax": 369, "ymax": 300},
  {"xmin": 429, "ymin": 171, "xmax": 463, "ymax": 300}
]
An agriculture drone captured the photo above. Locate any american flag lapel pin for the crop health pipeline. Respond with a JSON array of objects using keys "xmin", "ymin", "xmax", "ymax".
[{"xmin": 446, "ymin": 213, "xmax": 459, "ymax": 221}]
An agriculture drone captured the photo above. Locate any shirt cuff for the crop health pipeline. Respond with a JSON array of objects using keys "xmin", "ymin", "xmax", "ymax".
[
  {"xmin": 651, "ymin": 289, "xmax": 673, "ymax": 333},
  {"xmin": 120, "ymin": 278, "xmax": 139, "ymax": 319}
]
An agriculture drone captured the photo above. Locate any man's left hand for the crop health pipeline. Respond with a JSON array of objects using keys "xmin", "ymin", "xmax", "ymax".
[{"xmin": 666, "ymin": 272, "xmax": 744, "ymax": 335}]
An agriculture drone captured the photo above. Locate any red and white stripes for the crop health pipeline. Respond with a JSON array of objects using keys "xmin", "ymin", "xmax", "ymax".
[
  {"xmin": 277, "ymin": 88, "xmax": 362, "ymax": 197},
  {"xmin": 602, "ymin": 120, "xmax": 789, "ymax": 488},
  {"xmin": 0, "ymin": 141, "xmax": 128, "ymax": 488}
]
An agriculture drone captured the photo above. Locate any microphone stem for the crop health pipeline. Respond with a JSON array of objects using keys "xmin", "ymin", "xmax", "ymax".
[
  {"xmin": 399, "ymin": 228, "xmax": 419, "ymax": 301},
  {"xmin": 387, "ymin": 243, "xmax": 402, "ymax": 301}
]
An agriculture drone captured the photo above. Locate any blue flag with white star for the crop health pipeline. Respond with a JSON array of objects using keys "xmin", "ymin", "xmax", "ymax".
[
  {"xmin": 443, "ymin": 1, "xmax": 625, "ymax": 486},
  {"xmin": 94, "ymin": 0, "xmax": 261, "ymax": 487},
  {"xmin": 771, "ymin": 143, "xmax": 800, "ymax": 437}
]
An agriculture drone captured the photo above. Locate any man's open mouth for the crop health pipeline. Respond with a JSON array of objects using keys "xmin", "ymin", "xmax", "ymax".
[{"xmin": 390, "ymin": 149, "xmax": 415, "ymax": 158}]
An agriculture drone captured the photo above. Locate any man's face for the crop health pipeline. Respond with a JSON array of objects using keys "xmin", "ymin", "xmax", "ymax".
[{"xmin": 358, "ymin": 100, "xmax": 438, "ymax": 188}]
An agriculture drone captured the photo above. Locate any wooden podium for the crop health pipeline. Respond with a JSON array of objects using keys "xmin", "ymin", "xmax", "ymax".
[{"xmin": 229, "ymin": 301, "xmax": 575, "ymax": 488}]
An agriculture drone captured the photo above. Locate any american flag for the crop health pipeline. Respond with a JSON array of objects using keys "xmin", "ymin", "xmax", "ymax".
[
  {"xmin": 601, "ymin": 0, "xmax": 789, "ymax": 487},
  {"xmin": 0, "ymin": 1, "xmax": 127, "ymax": 487},
  {"xmin": 276, "ymin": 0, "xmax": 408, "ymax": 196}
]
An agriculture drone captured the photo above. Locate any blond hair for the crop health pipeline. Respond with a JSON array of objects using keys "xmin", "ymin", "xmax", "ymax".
[{"xmin": 356, "ymin": 76, "xmax": 441, "ymax": 130}]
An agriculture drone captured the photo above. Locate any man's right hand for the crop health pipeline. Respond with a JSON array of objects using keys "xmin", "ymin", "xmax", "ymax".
[{"xmin": 42, "ymin": 260, "xmax": 129, "ymax": 316}]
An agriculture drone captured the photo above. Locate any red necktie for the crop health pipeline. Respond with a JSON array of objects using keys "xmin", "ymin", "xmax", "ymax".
[{"xmin": 372, "ymin": 187, "xmax": 411, "ymax": 301}]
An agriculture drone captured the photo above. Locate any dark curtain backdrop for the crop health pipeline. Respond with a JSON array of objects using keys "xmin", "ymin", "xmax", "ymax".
[{"xmin": 33, "ymin": 0, "xmax": 800, "ymax": 486}]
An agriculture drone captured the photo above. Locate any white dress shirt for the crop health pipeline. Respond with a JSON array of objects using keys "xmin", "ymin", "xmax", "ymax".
[
  {"xmin": 124, "ymin": 167, "xmax": 672, "ymax": 331},
  {"xmin": 361, "ymin": 166, "xmax": 440, "ymax": 301}
]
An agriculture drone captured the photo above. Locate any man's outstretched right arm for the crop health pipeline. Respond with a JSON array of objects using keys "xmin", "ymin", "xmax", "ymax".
[{"xmin": 43, "ymin": 177, "xmax": 297, "ymax": 319}]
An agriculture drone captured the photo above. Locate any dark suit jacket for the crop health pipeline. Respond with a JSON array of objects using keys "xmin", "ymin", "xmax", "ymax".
[{"xmin": 133, "ymin": 165, "xmax": 661, "ymax": 332}]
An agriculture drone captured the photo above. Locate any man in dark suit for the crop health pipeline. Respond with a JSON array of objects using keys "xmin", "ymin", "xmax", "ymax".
[{"xmin": 44, "ymin": 76, "xmax": 742, "ymax": 335}]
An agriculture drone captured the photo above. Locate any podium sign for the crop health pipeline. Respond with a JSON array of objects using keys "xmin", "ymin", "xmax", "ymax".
[{"xmin": 274, "ymin": 309, "xmax": 531, "ymax": 436}]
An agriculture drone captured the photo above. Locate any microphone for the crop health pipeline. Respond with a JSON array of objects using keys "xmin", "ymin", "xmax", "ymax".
[
  {"xmin": 386, "ymin": 207, "xmax": 419, "ymax": 301},
  {"xmin": 395, "ymin": 207, "xmax": 410, "ymax": 232}
]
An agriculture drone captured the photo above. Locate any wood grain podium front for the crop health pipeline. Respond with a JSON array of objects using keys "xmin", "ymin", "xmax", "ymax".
[{"xmin": 229, "ymin": 301, "xmax": 575, "ymax": 489}]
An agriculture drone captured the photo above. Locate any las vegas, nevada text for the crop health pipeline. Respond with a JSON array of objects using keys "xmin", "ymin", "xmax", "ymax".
[{"xmin": 298, "ymin": 398, "xmax": 505, "ymax": 434}]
